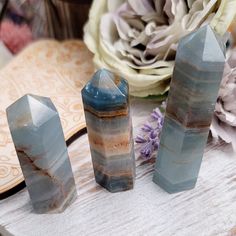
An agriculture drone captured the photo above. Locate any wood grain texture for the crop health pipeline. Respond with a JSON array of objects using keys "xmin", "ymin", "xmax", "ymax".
[
  {"xmin": 1, "ymin": 99, "xmax": 236, "ymax": 236},
  {"xmin": 0, "ymin": 40, "xmax": 94, "ymax": 195},
  {"xmin": 46, "ymin": 0, "xmax": 92, "ymax": 39}
]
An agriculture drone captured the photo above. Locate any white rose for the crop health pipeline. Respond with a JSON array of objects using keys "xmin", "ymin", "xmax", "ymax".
[
  {"xmin": 84, "ymin": 0, "xmax": 236, "ymax": 97},
  {"xmin": 211, "ymin": 48, "xmax": 236, "ymax": 150}
]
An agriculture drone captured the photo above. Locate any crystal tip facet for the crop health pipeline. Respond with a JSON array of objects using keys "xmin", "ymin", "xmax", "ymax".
[
  {"xmin": 83, "ymin": 69, "xmax": 126, "ymax": 97},
  {"xmin": 6, "ymin": 94, "xmax": 57, "ymax": 129},
  {"xmin": 81, "ymin": 69, "xmax": 129, "ymax": 110},
  {"xmin": 178, "ymin": 25, "xmax": 225, "ymax": 63}
]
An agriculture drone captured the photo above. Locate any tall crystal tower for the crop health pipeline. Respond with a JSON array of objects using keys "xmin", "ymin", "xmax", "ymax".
[
  {"xmin": 153, "ymin": 25, "xmax": 226, "ymax": 193},
  {"xmin": 82, "ymin": 69, "xmax": 135, "ymax": 192},
  {"xmin": 7, "ymin": 94, "xmax": 77, "ymax": 213}
]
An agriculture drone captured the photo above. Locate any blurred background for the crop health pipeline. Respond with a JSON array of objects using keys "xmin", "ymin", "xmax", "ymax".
[{"xmin": 0, "ymin": 0, "xmax": 92, "ymax": 57}]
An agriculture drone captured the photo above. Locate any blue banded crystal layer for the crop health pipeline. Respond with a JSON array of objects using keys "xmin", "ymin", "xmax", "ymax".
[
  {"xmin": 7, "ymin": 94, "xmax": 77, "ymax": 213},
  {"xmin": 153, "ymin": 26, "xmax": 226, "ymax": 193},
  {"xmin": 82, "ymin": 69, "xmax": 135, "ymax": 192}
]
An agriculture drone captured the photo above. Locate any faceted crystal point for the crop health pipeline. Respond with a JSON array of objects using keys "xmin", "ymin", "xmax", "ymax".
[
  {"xmin": 7, "ymin": 94, "xmax": 77, "ymax": 213},
  {"xmin": 153, "ymin": 25, "xmax": 226, "ymax": 194},
  {"xmin": 82, "ymin": 69, "xmax": 135, "ymax": 192}
]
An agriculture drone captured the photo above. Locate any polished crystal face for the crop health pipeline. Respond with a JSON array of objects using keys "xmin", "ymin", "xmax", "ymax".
[
  {"xmin": 7, "ymin": 94, "xmax": 77, "ymax": 213},
  {"xmin": 177, "ymin": 25, "xmax": 225, "ymax": 67},
  {"xmin": 82, "ymin": 69, "xmax": 135, "ymax": 192},
  {"xmin": 153, "ymin": 25, "xmax": 226, "ymax": 193},
  {"xmin": 82, "ymin": 68, "xmax": 128, "ymax": 111}
]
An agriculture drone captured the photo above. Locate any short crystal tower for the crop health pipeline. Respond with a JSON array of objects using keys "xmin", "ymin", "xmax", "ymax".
[
  {"xmin": 7, "ymin": 94, "xmax": 77, "ymax": 213},
  {"xmin": 82, "ymin": 69, "xmax": 135, "ymax": 192},
  {"xmin": 153, "ymin": 25, "xmax": 226, "ymax": 193}
]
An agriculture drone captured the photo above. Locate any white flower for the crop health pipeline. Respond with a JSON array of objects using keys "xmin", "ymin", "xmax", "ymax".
[
  {"xmin": 211, "ymin": 48, "xmax": 236, "ymax": 150},
  {"xmin": 84, "ymin": 0, "xmax": 236, "ymax": 97}
]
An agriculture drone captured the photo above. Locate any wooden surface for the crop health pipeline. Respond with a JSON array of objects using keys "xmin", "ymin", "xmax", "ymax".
[
  {"xmin": 0, "ymin": 40, "xmax": 93, "ymax": 196},
  {"xmin": 46, "ymin": 0, "xmax": 92, "ymax": 39},
  {"xmin": 1, "ymin": 99, "xmax": 236, "ymax": 236},
  {"xmin": 0, "ymin": 42, "xmax": 12, "ymax": 69}
]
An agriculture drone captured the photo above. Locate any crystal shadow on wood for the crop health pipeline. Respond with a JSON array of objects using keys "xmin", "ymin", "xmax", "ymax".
[
  {"xmin": 153, "ymin": 25, "xmax": 226, "ymax": 193},
  {"xmin": 7, "ymin": 94, "xmax": 77, "ymax": 213},
  {"xmin": 82, "ymin": 69, "xmax": 135, "ymax": 193}
]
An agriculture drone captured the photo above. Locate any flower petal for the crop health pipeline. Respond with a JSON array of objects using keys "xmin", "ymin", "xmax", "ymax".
[
  {"xmin": 135, "ymin": 135, "xmax": 147, "ymax": 143},
  {"xmin": 108, "ymin": 0, "xmax": 126, "ymax": 12},
  {"xmin": 83, "ymin": 0, "xmax": 107, "ymax": 53},
  {"xmin": 210, "ymin": 0, "xmax": 236, "ymax": 35},
  {"xmin": 128, "ymin": 0, "xmax": 155, "ymax": 15}
]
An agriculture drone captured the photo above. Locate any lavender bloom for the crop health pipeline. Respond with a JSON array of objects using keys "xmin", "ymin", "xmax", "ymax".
[
  {"xmin": 135, "ymin": 135, "xmax": 147, "ymax": 144},
  {"xmin": 135, "ymin": 105, "xmax": 165, "ymax": 160},
  {"xmin": 142, "ymin": 123, "xmax": 153, "ymax": 132}
]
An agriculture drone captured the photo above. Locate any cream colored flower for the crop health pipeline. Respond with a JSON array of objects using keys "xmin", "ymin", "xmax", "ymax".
[
  {"xmin": 211, "ymin": 48, "xmax": 236, "ymax": 150},
  {"xmin": 84, "ymin": 0, "xmax": 236, "ymax": 97}
]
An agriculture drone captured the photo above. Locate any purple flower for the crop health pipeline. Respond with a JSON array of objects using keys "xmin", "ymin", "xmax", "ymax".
[
  {"xmin": 135, "ymin": 104, "xmax": 165, "ymax": 160},
  {"xmin": 135, "ymin": 135, "xmax": 147, "ymax": 143},
  {"xmin": 141, "ymin": 123, "xmax": 153, "ymax": 132},
  {"xmin": 151, "ymin": 108, "xmax": 162, "ymax": 120}
]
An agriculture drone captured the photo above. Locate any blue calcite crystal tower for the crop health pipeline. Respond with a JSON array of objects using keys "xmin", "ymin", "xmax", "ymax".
[
  {"xmin": 7, "ymin": 94, "xmax": 77, "ymax": 213},
  {"xmin": 82, "ymin": 69, "xmax": 135, "ymax": 192},
  {"xmin": 153, "ymin": 26, "xmax": 226, "ymax": 193}
]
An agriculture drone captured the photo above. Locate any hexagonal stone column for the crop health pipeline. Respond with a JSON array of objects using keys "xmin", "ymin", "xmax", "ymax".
[
  {"xmin": 7, "ymin": 94, "xmax": 77, "ymax": 213},
  {"xmin": 153, "ymin": 25, "xmax": 226, "ymax": 193},
  {"xmin": 82, "ymin": 69, "xmax": 135, "ymax": 192}
]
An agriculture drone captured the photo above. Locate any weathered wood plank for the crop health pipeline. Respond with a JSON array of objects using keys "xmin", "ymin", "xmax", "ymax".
[{"xmin": 1, "ymin": 99, "xmax": 236, "ymax": 236}]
